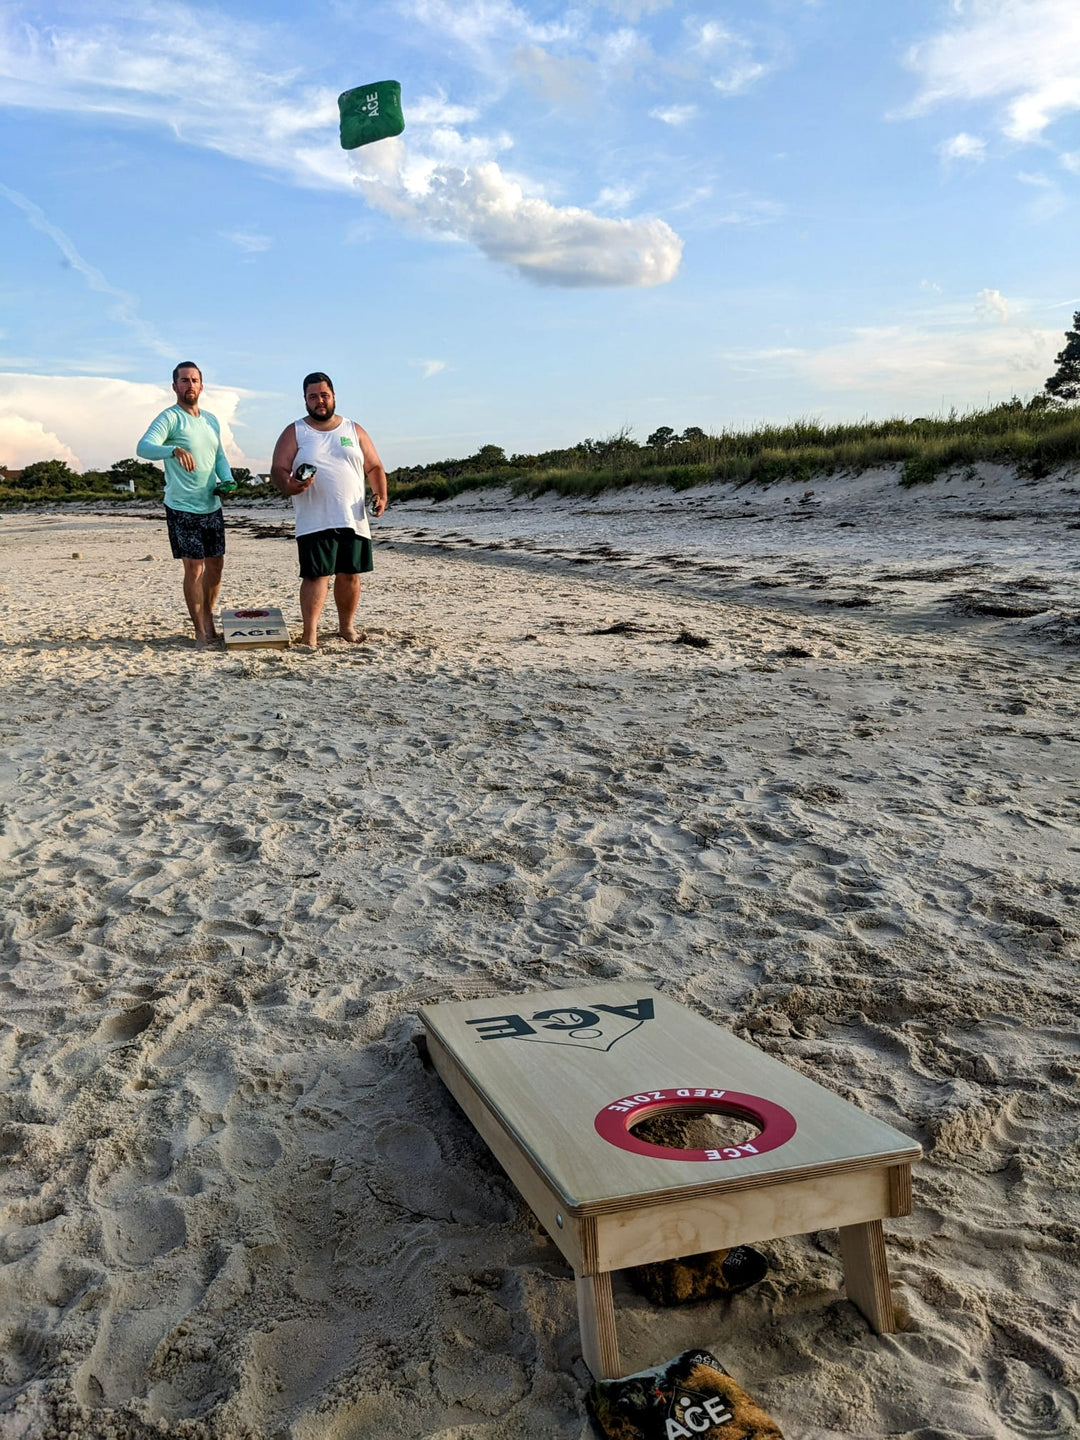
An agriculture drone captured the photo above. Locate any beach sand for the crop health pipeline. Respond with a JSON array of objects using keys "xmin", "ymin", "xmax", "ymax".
[{"xmin": 1, "ymin": 483, "xmax": 1078, "ymax": 1439}]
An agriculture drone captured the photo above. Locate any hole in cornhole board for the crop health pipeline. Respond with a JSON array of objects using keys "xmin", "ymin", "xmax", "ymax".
[
  {"xmin": 595, "ymin": 1089, "xmax": 796, "ymax": 1162},
  {"xmin": 632, "ymin": 1107, "xmax": 762, "ymax": 1152}
]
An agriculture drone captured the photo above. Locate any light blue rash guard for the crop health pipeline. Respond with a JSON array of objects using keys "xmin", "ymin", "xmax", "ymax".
[{"xmin": 136, "ymin": 405, "xmax": 232, "ymax": 514}]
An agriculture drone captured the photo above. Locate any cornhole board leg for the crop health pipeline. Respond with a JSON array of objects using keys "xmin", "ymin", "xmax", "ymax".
[
  {"xmin": 839, "ymin": 1219, "xmax": 896, "ymax": 1333},
  {"xmin": 575, "ymin": 1268, "xmax": 620, "ymax": 1380}
]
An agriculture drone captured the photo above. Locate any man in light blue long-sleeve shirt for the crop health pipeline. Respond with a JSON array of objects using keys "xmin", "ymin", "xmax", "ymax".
[{"xmin": 137, "ymin": 362, "xmax": 235, "ymax": 645}]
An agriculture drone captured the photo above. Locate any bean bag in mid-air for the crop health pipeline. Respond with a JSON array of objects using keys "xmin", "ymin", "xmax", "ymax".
[{"xmin": 339, "ymin": 81, "xmax": 405, "ymax": 149}]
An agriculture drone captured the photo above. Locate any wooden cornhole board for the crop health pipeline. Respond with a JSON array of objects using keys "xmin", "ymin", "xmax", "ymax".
[
  {"xmin": 221, "ymin": 606, "xmax": 290, "ymax": 650},
  {"xmin": 420, "ymin": 983, "xmax": 920, "ymax": 1380}
]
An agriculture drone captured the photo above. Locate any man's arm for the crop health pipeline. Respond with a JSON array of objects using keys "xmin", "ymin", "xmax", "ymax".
[
  {"xmin": 137, "ymin": 410, "xmax": 196, "ymax": 473},
  {"xmin": 356, "ymin": 425, "xmax": 388, "ymax": 517},
  {"xmin": 270, "ymin": 424, "xmax": 311, "ymax": 496},
  {"xmin": 210, "ymin": 419, "xmax": 234, "ymax": 487}
]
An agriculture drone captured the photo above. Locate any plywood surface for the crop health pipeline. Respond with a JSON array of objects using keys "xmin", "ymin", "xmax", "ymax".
[
  {"xmin": 420, "ymin": 984, "xmax": 920, "ymax": 1214},
  {"xmin": 221, "ymin": 606, "xmax": 290, "ymax": 649}
]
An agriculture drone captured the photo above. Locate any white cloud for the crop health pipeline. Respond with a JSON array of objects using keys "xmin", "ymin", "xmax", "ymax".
[
  {"xmin": 513, "ymin": 45, "xmax": 594, "ymax": 102},
  {"xmin": 1061, "ymin": 150, "xmax": 1080, "ymax": 174},
  {"xmin": 708, "ymin": 197, "xmax": 785, "ymax": 227},
  {"xmin": 0, "ymin": 183, "xmax": 174, "ymax": 359},
  {"xmin": 741, "ymin": 313, "xmax": 1059, "ymax": 410},
  {"xmin": 408, "ymin": 96, "xmax": 482, "ymax": 126},
  {"xmin": 0, "ymin": 373, "xmax": 254, "ymax": 471},
  {"xmin": 669, "ymin": 185, "xmax": 714, "ymax": 212},
  {"xmin": 975, "ymin": 288, "xmax": 1010, "ymax": 322},
  {"xmin": 692, "ymin": 22, "xmax": 736, "ymax": 56},
  {"xmin": 402, "ymin": 0, "xmax": 574, "ymax": 63},
  {"xmin": 904, "ymin": 1, "xmax": 1080, "ymax": 142},
  {"xmin": 222, "ymin": 231, "xmax": 272, "ymax": 254},
  {"xmin": 649, "ymin": 104, "xmax": 697, "ymax": 126},
  {"xmin": 686, "ymin": 18, "xmax": 775, "ymax": 96},
  {"xmin": 588, "ymin": 0, "xmax": 672, "ymax": 17},
  {"xmin": 0, "ymin": 415, "xmax": 81, "ymax": 471},
  {"xmin": 1016, "ymin": 169, "xmax": 1067, "ymax": 220},
  {"xmin": 712, "ymin": 62, "xmax": 770, "ymax": 97},
  {"xmin": 419, "ymin": 360, "xmax": 447, "ymax": 378},
  {"xmin": 595, "ymin": 184, "xmax": 637, "ymax": 211},
  {"xmin": 938, "ymin": 131, "xmax": 987, "ymax": 162},
  {"xmin": 597, "ymin": 26, "xmax": 648, "ymax": 71},
  {"xmin": 0, "ymin": 10, "xmax": 682, "ymax": 290},
  {"xmin": 0, "ymin": 11, "xmax": 346, "ymax": 190},
  {"xmin": 352, "ymin": 149, "xmax": 682, "ymax": 287}
]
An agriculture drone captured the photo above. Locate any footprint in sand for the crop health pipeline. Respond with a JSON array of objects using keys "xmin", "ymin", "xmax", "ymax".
[
  {"xmin": 432, "ymin": 1323, "xmax": 529, "ymax": 1413},
  {"xmin": 371, "ymin": 1120, "xmax": 513, "ymax": 1225},
  {"xmin": 218, "ymin": 1122, "xmax": 283, "ymax": 1174},
  {"xmin": 99, "ymin": 1194, "xmax": 187, "ymax": 1266}
]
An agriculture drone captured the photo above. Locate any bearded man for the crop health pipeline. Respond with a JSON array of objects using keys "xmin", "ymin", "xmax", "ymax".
[{"xmin": 270, "ymin": 372, "xmax": 388, "ymax": 648}]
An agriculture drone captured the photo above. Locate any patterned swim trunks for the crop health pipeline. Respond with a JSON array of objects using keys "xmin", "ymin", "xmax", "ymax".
[{"xmin": 165, "ymin": 504, "xmax": 226, "ymax": 560}]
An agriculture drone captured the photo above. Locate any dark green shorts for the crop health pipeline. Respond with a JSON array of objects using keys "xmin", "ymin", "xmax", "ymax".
[{"xmin": 297, "ymin": 528, "xmax": 373, "ymax": 580}]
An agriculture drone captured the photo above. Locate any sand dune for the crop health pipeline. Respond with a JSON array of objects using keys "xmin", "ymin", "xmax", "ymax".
[{"xmin": 1, "ymin": 487, "xmax": 1078, "ymax": 1439}]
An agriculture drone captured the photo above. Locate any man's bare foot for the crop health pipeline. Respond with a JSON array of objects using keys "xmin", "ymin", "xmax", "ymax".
[
  {"xmin": 337, "ymin": 628, "xmax": 368, "ymax": 643},
  {"xmin": 194, "ymin": 633, "xmax": 215, "ymax": 648},
  {"xmin": 299, "ymin": 632, "xmax": 318, "ymax": 648}
]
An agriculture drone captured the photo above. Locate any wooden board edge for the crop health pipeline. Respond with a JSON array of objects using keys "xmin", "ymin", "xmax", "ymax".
[
  {"xmin": 568, "ymin": 1143, "xmax": 922, "ymax": 1218},
  {"xmin": 592, "ymin": 1165, "xmax": 897, "ymax": 1272},
  {"xmin": 223, "ymin": 639, "xmax": 290, "ymax": 650},
  {"xmin": 425, "ymin": 1031, "xmax": 587, "ymax": 1271},
  {"xmin": 888, "ymin": 1162, "xmax": 913, "ymax": 1217}
]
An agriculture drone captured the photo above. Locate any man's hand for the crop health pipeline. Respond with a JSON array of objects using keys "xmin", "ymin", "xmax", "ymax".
[
  {"xmin": 172, "ymin": 446, "xmax": 196, "ymax": 472},
  {"xmin": 283, "ymin": 470, "xmax": 316, "ymax": 496},
  {"xmin": 369, "ymin": 493, "xmax": 387, "ymax": 517}
]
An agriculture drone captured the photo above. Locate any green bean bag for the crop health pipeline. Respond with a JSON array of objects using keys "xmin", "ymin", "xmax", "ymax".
[{"xmin": 338, "ymin": 81, "xmax": 405, "ymax": 149}]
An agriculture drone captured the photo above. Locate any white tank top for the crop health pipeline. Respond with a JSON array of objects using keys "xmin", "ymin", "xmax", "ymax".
[{"xmin": 291, "ymin": 417, "xmax": 371, "ymax": 539}]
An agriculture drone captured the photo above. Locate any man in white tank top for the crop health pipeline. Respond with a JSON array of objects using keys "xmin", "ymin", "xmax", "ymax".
[{"xmin": 270, "ymin": 372, "xmax": 388, "ymax": 647}]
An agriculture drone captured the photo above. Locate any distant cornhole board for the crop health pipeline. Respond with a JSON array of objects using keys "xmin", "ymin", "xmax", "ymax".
[
  {"xmin": 420, "ymin": 983, "xmax": 921, "ymax": 1380},
  {"xmin": 221, "ymin": 607, "xmax": 290, "ymax": 650}
]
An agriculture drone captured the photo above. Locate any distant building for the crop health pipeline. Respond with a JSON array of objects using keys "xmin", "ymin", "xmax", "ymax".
[
  {"xmin": 253, "ymin": 473, "xmax": 270, "ymax": 487},
  {"xmin": 0, "ymin": 466, "xmax": 23, "ymax": 483},
  {"xmin": 113, "ymin": 479, "xmax": 135, "ymax": 493}
]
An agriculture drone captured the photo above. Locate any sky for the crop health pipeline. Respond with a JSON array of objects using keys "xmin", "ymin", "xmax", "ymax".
[{"xmin": 0, "ymin": 0, "xmax": 1078, "ymax": 473}]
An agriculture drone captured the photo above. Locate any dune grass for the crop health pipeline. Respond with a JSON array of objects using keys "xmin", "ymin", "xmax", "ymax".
[
  {"xmin": 387, "ymin": 398, "xmax": 1078, "ymax": 504},
  {"xmin": 2, "ymin": 397, "xmax": 1076, "ymax": 508}
]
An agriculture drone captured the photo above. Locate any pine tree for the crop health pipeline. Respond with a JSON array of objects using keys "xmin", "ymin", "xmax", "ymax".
[{"xmin": 1044, "ymin": 310, "xmax": 1080, "ymax": 401}]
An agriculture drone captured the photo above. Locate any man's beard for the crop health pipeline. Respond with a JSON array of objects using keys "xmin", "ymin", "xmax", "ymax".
[{"xmin": 306, "ymin": 399, "xmax": 335, "ymax": 420}]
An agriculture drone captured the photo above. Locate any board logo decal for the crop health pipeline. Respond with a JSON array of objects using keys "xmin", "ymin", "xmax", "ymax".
[
  {"xmin": 594, "ymin": 1088, "xmax": 797, "ymax": 1162},
  {"xmin": 666, "ymin": 1387, "xmax": 733, "ymax": 1436},
  {"xmin": 466, "ymin": 998, "xmax": 654, "ymax": 1052}
]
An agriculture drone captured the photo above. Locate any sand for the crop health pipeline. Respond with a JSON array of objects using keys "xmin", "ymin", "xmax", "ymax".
[{"xmin": 1, "ymin": 469, "xmax": 1078, "ymax": 1439}]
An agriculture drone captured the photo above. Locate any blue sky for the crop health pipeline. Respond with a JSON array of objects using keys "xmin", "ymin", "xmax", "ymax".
[{"xmin": 0, "ymin": 0, "xmax": 1077, "ymax": 472}]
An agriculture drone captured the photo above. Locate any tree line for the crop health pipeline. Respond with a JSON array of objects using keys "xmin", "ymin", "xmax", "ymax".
[
  {"xmin": 3, "ymin": 312, "xmax": 1078, "ymax": 502},
  {"xmin": 0, "ymin": 457, "xmax": 263, "ymax": 500}
]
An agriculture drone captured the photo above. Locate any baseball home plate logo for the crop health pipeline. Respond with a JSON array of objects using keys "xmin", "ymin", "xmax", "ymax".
[{"xmin": 466, "ymin": 997, "xmax": 654, "ymax": 1052}]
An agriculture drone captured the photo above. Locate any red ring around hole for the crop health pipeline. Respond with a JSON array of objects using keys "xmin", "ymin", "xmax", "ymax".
[
  {"xmin": 594, "ymin": 1087, "xmax": 797, "ymax": 1162},
  {"xmin": 233, "ymin": 609, "xmax": 271, "ymax": 618}
]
